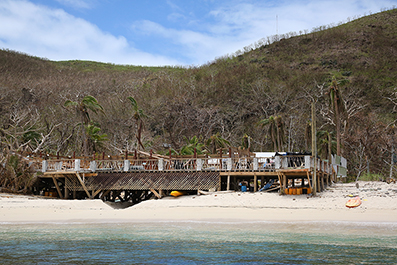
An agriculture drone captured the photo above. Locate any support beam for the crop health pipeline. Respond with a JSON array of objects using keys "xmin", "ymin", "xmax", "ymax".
[
  {"xmin": 92, "ymin": 189, "xmax": 102, "ymax": 198},
  {"xmin": 51, "ymin": 176, "xmax": 64, "ymax": 199},
  {"xmin": 277, "ymin": 172, "xmax": 282, "ymax": 193},
  {"xmin": 150, "ymin": 189, "xmax": 162, "ymax": 199},
  {"xmin": 100, "ymin": 190, "xmax": 111, "ymax": 200},
  {"xmin": 227, "ymin": 175, "xmax": 230, "ymax": 191},
  {"xmin": 76, "ymin": 173, "xmax": 91, "ymax": 198},
  {"xmin": 254, "ymin": 174, "xmax": 257, "ymax": 192}
]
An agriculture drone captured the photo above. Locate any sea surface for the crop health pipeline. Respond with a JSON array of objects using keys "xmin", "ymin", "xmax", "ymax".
[{"xmin": 0, "ymin": 221, "xmax": 396, "ymax": 264}]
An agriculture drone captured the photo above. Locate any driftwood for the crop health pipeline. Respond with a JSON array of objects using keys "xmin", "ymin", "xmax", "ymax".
[
  {"xmin": 197, "ymin": 190, "xmax": 234, "ymax": 195},
  {"xmin": 262, "ymin": 185, "xmax": 280, "ymax": 192}
]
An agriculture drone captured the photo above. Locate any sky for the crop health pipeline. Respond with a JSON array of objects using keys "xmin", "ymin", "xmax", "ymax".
[{"xmin": 0, "ymin": 0, "xmax": 396, "ymax": 66}]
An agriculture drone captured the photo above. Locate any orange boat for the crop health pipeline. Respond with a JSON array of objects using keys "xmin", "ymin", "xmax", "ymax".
[
  {"xmin": 170, "ymin": 191, "xmax": 185, "ymax": 197},
  {"xmin": 345, "ymin": 196, "xmax": 362, "ymax": 208}
]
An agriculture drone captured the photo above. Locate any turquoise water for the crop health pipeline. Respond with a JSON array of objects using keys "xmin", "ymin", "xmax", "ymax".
[{"xmin": 1, "ymin": 222, "xmax": 396, "ymax": 264}]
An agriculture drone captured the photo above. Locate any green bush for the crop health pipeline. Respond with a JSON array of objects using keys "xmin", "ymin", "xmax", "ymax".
[{"xmin": 359, "ymin": 173, "xmax": 384, "ymax": 181}]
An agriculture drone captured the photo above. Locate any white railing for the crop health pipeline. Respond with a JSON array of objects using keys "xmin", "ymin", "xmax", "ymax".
[{"xmin": 40, "ymin": 155, "xmax": 338, "ymax": 173}]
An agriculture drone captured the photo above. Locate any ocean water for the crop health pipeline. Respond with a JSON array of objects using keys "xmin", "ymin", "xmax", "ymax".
[{"xmin": 1, "ymin": 221, "xmax": 396, "ymax": 264}]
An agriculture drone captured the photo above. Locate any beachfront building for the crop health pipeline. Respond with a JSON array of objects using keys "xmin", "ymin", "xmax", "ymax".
[{"xmin": 30, "ymin": 148, "xmax": 346, "ymax": 206}]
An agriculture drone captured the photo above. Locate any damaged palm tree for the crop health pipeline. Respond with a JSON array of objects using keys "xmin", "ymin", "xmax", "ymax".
[
  {"xmin": 329, "ymin": 77, "xmax": 347, "ymax": 156},
  {"xmin": 258, "ymin": 115, "xmax": 285, "ymax": 152},
  {"xmin": 206, "ymin": 132, "xmax": 230, "ymax": 155},
  {"xmin": 64, "ymin": 95, "xmax": 105, "ymax": 155},
  {"xmin": 128, "ymin": 97, "xmax": 147, "ymax": 150}
]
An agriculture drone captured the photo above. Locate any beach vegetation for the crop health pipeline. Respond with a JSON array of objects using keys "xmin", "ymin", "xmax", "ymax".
[
  {"xmin": 0, "ymin": 151, "xmax": 36, "ymax": 194},
  {"xmin": 358, "ymin": 173, "xmax": 384, "ymax": 181}
]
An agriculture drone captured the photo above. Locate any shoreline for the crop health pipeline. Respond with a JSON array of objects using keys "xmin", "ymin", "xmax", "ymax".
[{"xmin": 1, "ymin": 181, "xmax": 397, "ymax": 225}]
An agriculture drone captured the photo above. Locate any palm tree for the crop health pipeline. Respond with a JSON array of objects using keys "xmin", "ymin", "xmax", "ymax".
[
  {"xmin": 85, "ymin": 124, "xmax": 109, "ymax": 152},
  {"xmin": 258, "ymin": 116, "xmax": 277, "ymax": 151},
  {"xmin": 317, "ymin": 130, "xmax": 336, "ymax": 160},
  {"xmin": 180, "ymin": 136, "xmax": 206, "ymax": 155},
  {"xmin": 275, "ymin": 116, "xmax": 285, "ymax": 152},
  {"xmin": 128, "ymin": 97, "xmax": 147, "ymax": 150},
  {"xmin": 64, "ymin": 95, "xmax": 104, "ymax": 155},
  {"xmin": 329, "ymin": 77, "xmax": 347, "ymax": 156},
  {"xmin": 241, "ymin": 134, "xmax": 251, "ymax": 150},
  {"xmin": 258, "ymin": 115, "xmax": 285, "ymax": 152},
  {"xmin": 206, "ymin": 132, "xmax": 230, "ymax": 154}
]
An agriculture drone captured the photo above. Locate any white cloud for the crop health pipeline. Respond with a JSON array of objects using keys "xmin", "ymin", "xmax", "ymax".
[
  {"xmin": 0, "ymin": 0, "xmax": 181, "ymax": 66},
  {"xmin": 55, "ymin": 0, "xmax": 93, "ymax": 9}
]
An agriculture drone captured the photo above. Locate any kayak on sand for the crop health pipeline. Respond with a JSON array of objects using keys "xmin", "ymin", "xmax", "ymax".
[{"xmin": 346, "ymin": 196, "xmax": 362, "ymax": 208}]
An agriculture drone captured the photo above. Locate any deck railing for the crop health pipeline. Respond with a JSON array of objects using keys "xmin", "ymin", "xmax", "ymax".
[{"xmin": 38, "ymin": 155, "xmax": 334, "ymax": 173}]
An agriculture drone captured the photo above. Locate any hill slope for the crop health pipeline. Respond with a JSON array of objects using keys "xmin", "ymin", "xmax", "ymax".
[{"xmin": 1, "ymin": 8, "xmax": 397, "ymax": 178}]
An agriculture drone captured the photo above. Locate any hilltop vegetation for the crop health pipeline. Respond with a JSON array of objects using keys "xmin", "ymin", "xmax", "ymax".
[{"xmin": 1, "ymin": 8, "xmax": 397, "ymax": 180}]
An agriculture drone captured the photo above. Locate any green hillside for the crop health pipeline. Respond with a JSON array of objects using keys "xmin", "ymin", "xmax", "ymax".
[{"xmin": 1, "ymin": 8, "xmax": 397, "ymax": 179}]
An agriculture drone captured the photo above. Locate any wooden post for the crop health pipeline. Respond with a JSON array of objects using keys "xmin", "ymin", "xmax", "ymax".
[
  {"xmin": 326, "ymin": 162, "xmax": 329, "ymax": 187},
  {"xmin": 311, "ymin": 101, "xmax": 317, "ymax": 196},
  {"xmin": 320, "ymin": 171, "xmax": 323, "ymax": 191},
  {"xmin": 254, "ymin": 174, "xmax": 257, "ymax": 192},
  {"xmin": 194, "ymin": 148, "xmax": 197, "ymax": 170},
  {"xmin": 306, "ymin": 170, "xmax": 313, "ymax": 191},
  {"xmin": 102, "ymin": 152, "xmax": 105, "ymax": 160},
  {"xmin": 125, "ymin": 150, "xmax": 128, "ymax": 160},
  {"xmin": 227, "ymin": 175, "xmax": 230, "ymax": 191},
  {"xmin": 64, "ymin": 186, "xmax": 69, "ymax": 199},
  {"xmin": 229, "ymin": 148, "xmax": 232, "ymax": 158},
  {"xmin": 134, "ymin": 149, "xmax": 137, "ymax": 160},
  {"xmin": 57, "ymin": 151, "xmax": 59, "ymax": 159},
  {"xmin": 219, "ymin": 148, "xmax": 222, "ymax": 170},
  {"xmin": 328, "ymin": 133, "xmax": 332, "ymax": 183}
]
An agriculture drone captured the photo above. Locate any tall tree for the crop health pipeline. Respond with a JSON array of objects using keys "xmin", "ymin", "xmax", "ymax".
[
  {"xmin": 329, "ymin": 77, "xmax": 347, "ymax": 156},
  {"xmin": 304, "ymin": 120, "xmax": 311, "ymax": 152},
  {"xmin": 258, "ymin": 115, "xmax": 285, "ymax": 152},
  {"xmin": 64, "ymin": 95, "xmax": 104, "ymax": 155},
  {"xmin": 128, "ymin": 97, "xmax": 147, "ymax": 150}
]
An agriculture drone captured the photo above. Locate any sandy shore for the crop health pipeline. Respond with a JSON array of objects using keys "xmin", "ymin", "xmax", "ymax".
[{"xmin": 1, "ymin": 181, "xmax": 397, "ymax": 224}]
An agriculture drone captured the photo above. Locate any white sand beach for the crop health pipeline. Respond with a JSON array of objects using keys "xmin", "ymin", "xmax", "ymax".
[{"xmin": 1, "ymin": 181, "xmax": 397, "ymax": 224}]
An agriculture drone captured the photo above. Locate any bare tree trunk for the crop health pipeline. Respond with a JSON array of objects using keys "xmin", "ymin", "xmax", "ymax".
[{"xmin": 334, "ymin": 94, "xmax": 341, "ymax": 156}]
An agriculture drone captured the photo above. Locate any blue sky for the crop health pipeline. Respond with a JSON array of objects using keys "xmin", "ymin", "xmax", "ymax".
[{"xmin": 0, "ymin": 0, "xmax": 396, "ymax": 66}]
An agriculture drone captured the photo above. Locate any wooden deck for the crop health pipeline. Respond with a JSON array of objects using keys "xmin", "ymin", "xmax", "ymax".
[{"xmin": 34, "ymin": 153, "xmax": 339, "ymax": 203}]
